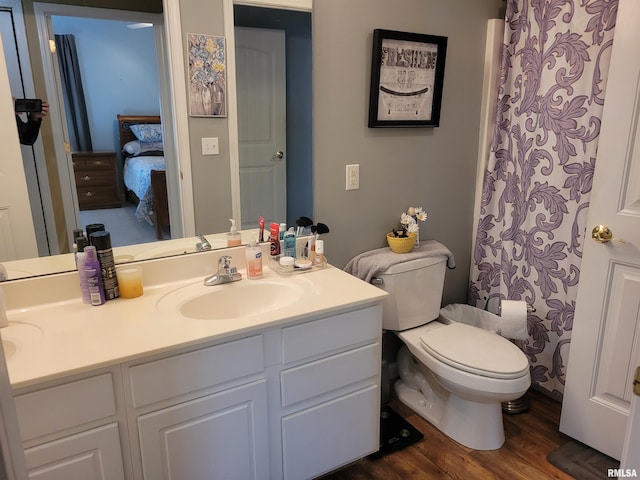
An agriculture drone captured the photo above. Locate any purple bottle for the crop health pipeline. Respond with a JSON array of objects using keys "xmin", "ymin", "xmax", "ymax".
[{"xmin": 84, "ymin": 246, "xmax": 105, "ymax": 306}]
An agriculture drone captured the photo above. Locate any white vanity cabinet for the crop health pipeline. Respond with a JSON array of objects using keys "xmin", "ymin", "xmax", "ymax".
[
  {"xmin": 125, "ymin": 334, "xmax": 270, "ymax": 480},
  {"xmin": 279, "ymin": 305, "xmax": 382, "ymax": 479},
  {"xmin": 13, "ymin": 371, "xmax": 127, "ymax": 480},
  {"xmin": 9, "ymin": 300, "xmax": 383, "ymax": 480}
]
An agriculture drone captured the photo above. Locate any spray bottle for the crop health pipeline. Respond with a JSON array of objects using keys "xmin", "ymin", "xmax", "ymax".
[{"xmin": 84, "ymin": 246, "xmax": 106, "ymax": 306}]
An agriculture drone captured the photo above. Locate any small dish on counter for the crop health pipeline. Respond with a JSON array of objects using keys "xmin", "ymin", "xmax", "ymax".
[{"xmin": 294, "ymin": 258, "xmax": 313, "ymax": 270}]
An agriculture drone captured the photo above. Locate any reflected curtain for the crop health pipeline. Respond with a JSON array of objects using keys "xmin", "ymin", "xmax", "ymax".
[
  {"xmin": 469, "ymin": 0, "xmax": 618, "ymax": 396},
  {"xmin": 54, "ymin": 34, "xmax": 92, "ymax": 152}
]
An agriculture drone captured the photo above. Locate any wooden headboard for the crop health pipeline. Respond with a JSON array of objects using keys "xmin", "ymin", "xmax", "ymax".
[{"xmin": 117, "ymin": 114, "xmax": 162, "ymax": 154}]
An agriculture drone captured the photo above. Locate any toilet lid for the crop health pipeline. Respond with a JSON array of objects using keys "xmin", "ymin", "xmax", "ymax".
[{"xmin": 419, "ymin": 323, "xmax": 529, "ymax": 379}]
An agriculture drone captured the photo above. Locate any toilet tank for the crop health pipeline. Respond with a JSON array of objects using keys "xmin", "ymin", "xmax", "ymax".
[{"xmin": 376, "ymin": 256, "xmax": 447, "ymax": 331}]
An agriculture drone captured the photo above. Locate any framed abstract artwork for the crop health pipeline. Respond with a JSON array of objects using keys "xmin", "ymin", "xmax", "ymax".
[
  {"xmin": 187, "ymin": 33, "xmax": 227, "ymax": 117},
  {"xmin": 368, "ymin": 29, "xmax": 447, "ymax": 127}
]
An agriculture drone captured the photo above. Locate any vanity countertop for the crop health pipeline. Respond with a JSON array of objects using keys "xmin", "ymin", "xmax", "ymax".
[{"xmin": 2, "ymin": 251, "xmax": 386, "ymax": 389}]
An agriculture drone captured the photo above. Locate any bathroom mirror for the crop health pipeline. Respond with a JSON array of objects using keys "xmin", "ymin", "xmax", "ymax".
[{"xmin": 0, "ymin": 0, "xmax": 312, "ymax": 281}]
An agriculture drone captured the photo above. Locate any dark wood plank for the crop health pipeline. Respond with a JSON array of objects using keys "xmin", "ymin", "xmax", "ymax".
[{"xmin": 321, "ymin": 389, "xmax": 574, "ymax": 480}]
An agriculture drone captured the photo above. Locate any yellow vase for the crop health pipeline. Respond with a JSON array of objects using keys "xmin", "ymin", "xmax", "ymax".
[{"xmin": 387, "ymin": 232, "xmax": 416, "ymax": 254}]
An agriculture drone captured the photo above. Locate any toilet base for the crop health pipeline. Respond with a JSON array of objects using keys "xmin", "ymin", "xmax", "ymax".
[{"xmin": 395, "ymin": 379, "xmax": 506, "ymax": 450}]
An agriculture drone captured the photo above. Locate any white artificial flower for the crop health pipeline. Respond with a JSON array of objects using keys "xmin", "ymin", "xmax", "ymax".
[
  {"xmin": 400, "ymin": 213, "xmax": 416, "ymax": 227},
  {"xmin": 414, "ymin": 207, "xmax": 427, "ymax": 222},
  {"xmin": 393, "ymin": 207, "xmax": 428, "ymax": 237}
]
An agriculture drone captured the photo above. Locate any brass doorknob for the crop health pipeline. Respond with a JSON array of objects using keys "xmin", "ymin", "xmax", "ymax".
[
  {"xmin": 591, "ymin": 225, "xmax": 624, "ymax": 244},
  {"xmin": 275, "ymin": 150, "xmax": 284, "ymax": 159},
  {"xmin": 592, "ymin": 225, "xmax": 612, "ymax": 243}
]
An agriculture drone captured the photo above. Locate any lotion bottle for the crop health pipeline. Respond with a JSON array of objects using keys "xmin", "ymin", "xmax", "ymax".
[
  {"xmin": 283, "ymin": 228, "xmax": 296, "ymax": 258},
  {"xmin": 245, "ymin": 237, "xmax": 263, "ymax": 279},
  {"xmin": 269, "ymin": 222, "xmax": 281, "ymax": 257},
  {"xmin": 315, "ymin": 239, "xmax": 325, "ymax": 265}
]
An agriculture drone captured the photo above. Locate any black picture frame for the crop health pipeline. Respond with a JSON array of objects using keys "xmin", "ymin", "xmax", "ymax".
[{"xmin": 368, "ymin": 29, "xmax": 447, "ymax": 128}]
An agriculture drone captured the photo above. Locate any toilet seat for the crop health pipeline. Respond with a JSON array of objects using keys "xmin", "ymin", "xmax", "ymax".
[{"xmin": 419, "ymin": 323, "xmax": 529, "ymax": 380}]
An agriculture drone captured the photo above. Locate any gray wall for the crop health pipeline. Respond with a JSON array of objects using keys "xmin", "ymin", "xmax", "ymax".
[
  {"xmin": 179, "ymin": 0, "xmax": 503, "ymax": 305},
  {"xmin": 179, "ymin": 1, "xmax": 233, "ymax": 236},
  {"xmin": 180, "ymin": 2, "xmax": 312, "ymax": 235},
  {"xmin": 312, "ymin": 0, "xmax": 502, "ymax": 305}
]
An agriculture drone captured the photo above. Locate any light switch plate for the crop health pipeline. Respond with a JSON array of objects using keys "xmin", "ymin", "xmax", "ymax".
[{"xmin": 201, "ymin": 137, "xmax": 219, "ymax": 155}]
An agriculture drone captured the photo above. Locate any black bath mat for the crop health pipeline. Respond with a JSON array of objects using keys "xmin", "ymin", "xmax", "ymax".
[
  {"xmin": 547, "ymin": 439, "xmax": 619, "ymax": 480},
  {"xmin": 368, "ymin": 405, "xmax": 423, "ymax": 459}
]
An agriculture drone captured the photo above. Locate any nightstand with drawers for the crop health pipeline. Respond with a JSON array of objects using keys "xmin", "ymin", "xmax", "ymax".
[{"xmin": 72, "ymin": 151, "xmax": 121, "ymax": 210}]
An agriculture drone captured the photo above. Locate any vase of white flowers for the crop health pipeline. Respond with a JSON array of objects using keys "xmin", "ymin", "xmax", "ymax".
[
  {"xmin": 405, "ymin": 206, "xmax": 427, "ymax": 247},
  {"xmin": 388, "ymin": 207, "xmax": 427, "ymax": 252}
]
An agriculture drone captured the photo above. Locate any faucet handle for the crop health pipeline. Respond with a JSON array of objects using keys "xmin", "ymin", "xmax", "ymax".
[{"xmin": 218, "ymin": 255, "xmax": 232, "ymax": 269}]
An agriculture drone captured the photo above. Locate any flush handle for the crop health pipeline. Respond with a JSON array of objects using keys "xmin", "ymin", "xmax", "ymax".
[{"xmin": 591, "ymin": 225, "xmax": 624, "ymax": 244}]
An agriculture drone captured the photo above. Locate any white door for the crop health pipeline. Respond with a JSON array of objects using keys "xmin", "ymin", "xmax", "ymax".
[
  {"xmin": 1, "ymin": 1, "xmax": 53, "ymax": 257},
  {"xmin": 235, "ymin": 27, "xmax": 286, "ymax": 229},
  {"xmin": 0, "ymin": 36, "xmax": 38, "ymax": 262},
  {"xmin": 560, "ymin": 0, "xmax": 640, "ymax": 460}
]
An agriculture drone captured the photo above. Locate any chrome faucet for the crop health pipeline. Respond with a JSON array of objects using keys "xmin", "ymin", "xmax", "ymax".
[
  {"xmin": 204, "ymin": 255, "xmax": 242, "ymax": 286},
  {"xmin": 196, "ymin": 235, "xmax": 212, "ymax": 251}
]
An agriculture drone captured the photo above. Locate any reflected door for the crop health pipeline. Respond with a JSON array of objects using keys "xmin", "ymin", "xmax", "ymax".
[
  {"xmin": 1, "ymin": 3, "xmax": 50, "ymax": 257},
  {"xmin": 236, "ymin": 27, "xmax": 286, "ymax": 230},
  {"xmin": 0, "ymin": 37, "xmax": 38, "ymax": 262}
]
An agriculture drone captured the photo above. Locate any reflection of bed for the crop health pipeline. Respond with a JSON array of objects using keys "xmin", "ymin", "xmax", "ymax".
[{"xmin": 117, "ymin": 114, "xmax": 169, "ymax": 240}]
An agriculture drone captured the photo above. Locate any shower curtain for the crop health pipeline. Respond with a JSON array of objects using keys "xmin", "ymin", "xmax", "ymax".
[{"xmin": 469, "ymin": 0, "xmax": 618, "ymax": 396}]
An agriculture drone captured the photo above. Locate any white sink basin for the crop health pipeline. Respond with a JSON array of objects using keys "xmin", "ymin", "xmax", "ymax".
[
  {"xmin": 157, "ymin": 278, "xmax": 307, "ymax": 320},
  {"xmin": 1, "ymin": 322, "xmax": 44, "ymax": 359}
]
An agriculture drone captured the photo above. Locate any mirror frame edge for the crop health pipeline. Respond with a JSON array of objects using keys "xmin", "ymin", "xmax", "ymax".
[{"xmin": 162, "ymin": 0, "xmax": 194, "ymax": 238}]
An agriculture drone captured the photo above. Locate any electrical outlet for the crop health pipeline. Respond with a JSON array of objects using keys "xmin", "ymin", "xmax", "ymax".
[
  {"xmin": 201, "ymin": 137, "xmax": 219, "ymax": 155},
  {"xmin": 346, "ymin": 164, "xmax": 359, "ymax": 190}
]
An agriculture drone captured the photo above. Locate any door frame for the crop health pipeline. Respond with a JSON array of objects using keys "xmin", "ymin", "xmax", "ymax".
[{"xmin": 33, "ymin": 2, "xmax": 186, "ymax": 243}]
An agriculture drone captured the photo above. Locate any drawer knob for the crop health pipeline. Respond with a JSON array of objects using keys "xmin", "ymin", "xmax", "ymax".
[
  {"xmin": 83, "ymin": 191, "xmax": 95, "ymax": 197},
  {"xmin": 82, "ymin": 175, "xmax": 91, "ymax": 181}
]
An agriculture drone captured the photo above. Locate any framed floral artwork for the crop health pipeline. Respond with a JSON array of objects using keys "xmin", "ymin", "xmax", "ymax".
[
  {"xmin": 187, "ymin": 33, "xmax": 227, "ymax": 117},
  {"xmin": 368, "ymin": 29, "xmax": 447, "ymax": 127}
]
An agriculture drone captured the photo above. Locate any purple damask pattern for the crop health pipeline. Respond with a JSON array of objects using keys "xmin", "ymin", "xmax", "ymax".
[{"xmin": 469, "ymin": 0, "xmax": 618, "ymax": 396}]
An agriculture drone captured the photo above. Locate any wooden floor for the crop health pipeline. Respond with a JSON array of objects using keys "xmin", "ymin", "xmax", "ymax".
[{"xmin": 323, "ymin": 388, "xmax": 576, "ymax": 480}]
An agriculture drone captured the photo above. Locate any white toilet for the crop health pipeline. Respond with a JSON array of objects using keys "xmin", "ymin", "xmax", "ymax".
[{"xmin": 377, "ymin": 255, "xmax": 531, "ymax": 450}]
